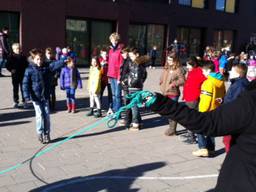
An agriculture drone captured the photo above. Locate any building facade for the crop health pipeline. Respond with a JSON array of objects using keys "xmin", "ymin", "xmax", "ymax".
[{"xmin": 1, "ymin": 0, "xmax": 256, "ymax": 66}]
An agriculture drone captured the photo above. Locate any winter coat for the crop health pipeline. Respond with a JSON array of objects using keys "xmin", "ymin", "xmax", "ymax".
[
  {"xmin": 107, "ymin": 44, "xmax": 123, "ymax": 80},
  {"xmin": 127, "ymin": 56, "xmax": 149, "ymax": 90},
  {"xmin": 60, "ymin": 66, "xmax": 82, "ymax": 89},
  {"xmin": 88, "ymin": 66, "xmax": 101, "ymax": 94},
  {"xmin": 199, "ymin": 72, "xmax": 225, "ymax": 112},
  {"xmin": 183, "ymin": 67, "xmax": 206, "ymax": 102},
  {"xmin": 99, "ymin": 57, "xmax": 109, "ymax": 86},
  {"xmin": 150, "ymin": 89, "xmax": 256, "ymax": 192},
  {"xmin": 23, "ymin": 60, "xmax": 64, "ymax": 102},
  {"xmin": 120, "ymin": 58, "xmax": 130, "ymax": 90},
  {"xmin": 224, "ymin": 77, "xmax": 249, "ymax": 104},
  {"xmin": 6, "ymin": 53, "xmax": 28, "ymax": 82},
  {"xmin": 0, "ymin": 32, "xmax": 10, "ymax": 59},
  {"xmin": 160, "ymin": 66, "xmax": 185, "ymax": 97}
]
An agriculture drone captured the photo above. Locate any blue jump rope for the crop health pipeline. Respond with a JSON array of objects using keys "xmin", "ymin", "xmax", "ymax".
[{"xmin": 0, "ymin": 91, "xmax": 156, "ymax": 175}]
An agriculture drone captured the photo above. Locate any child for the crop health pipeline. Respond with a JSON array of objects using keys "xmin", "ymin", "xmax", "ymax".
[
  {"xmin": 60, "ymin": 57, "xmax": 82, "ymax": 113},
  {"xmin": 127, "ymin": 48, "xmax": 149, "ymax": 131},
  {"xmin": 192, "ymin": 61, "xmax": 226, "ymax": 157},
  {"xmin": 87, "ymin": 56, "xmax": 102, "ymax": 118},
  {"xmin": 120, "ymin": 48, "xmax": 131, "ymax": 128},
  {"xmin": 23, "ymin": 49, "xmax": 65, "ymax": 144},
  {"xmin": 182, "ymin": 56, "xmax": 206, "ymax": 143},
  {"xmin": 6, "ymin": 43, "xmax": 28, "ymax": 108},
  {"xmin": 45, "ymin": 47, "xmax": 59, "ymax": 112},
  {"xmin": 222, "ymin": 63, "xmax": 249, "ymax": 153},
  {"xmin": 99, "ymin": 48, "xmax": 113, "ymax": 114},
  {"xmin": 159, "ymin": 52, "xmax": 185, "ymax": 136}
]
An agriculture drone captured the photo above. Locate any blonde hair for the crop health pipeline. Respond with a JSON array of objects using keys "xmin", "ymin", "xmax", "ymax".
[
  {"xmin": 109, "ymin": 32, "xmax": 121, "ymax": 42},
  {"xmin": 12, "ymin": 43, "xmax": 20, "ymax": 49}
]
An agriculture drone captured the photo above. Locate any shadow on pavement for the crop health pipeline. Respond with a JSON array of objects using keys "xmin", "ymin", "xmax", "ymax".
[
  {"xmin": 29, "ymin": 162, "xmax": 166, "ymax": 192},
  {"xmin": 49, "ymin": 115, "xmax": 167, "ymax": 143},
  {"xmin": 0, "ymin": 120, "xmax": 31, "ymax": 127},
  {"xmin": 0, "ymin": 110, "xmax": 35, "ymax": 122}
]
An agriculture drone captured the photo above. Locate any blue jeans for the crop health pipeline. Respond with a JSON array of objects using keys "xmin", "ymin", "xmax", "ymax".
[
  {"xmin": 0, "ymin": 58, "xmax": 6, "ymax": 74},
  {"xmin": 32, "ymin": 100, "xmax": 50, "ymax": 135},
  {"xmin": 110, "ymin": 78, "xmax": 122, "ymax": 112},
  {"xmin": 66, "ymin": 88, "xmax": 76, "ymax": 104},
  {"xmin": 197, "ymin": 134, "xmax": 215, "ymax": 151}
]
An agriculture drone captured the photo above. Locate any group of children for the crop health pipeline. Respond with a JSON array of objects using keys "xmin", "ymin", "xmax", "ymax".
[{"xmin": 159, "ymin": 46, "xmax": 252, "ymax": 158}]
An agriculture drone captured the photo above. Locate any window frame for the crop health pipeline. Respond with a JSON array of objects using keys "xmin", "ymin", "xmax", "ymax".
[
  {"xmin": 215, "ymin": 0, "xmax": 237, "ymax": 13},
  {"xmin": 178, "ymin": 0, "xmax": 208, "ymax": 9}
]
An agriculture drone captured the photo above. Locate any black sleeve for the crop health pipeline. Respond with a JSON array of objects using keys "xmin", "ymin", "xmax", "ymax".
[
  {"xmin": 6, "ymin": 56, "xmax": 14, "ymax": 72},
  {"xmin": 150, "ymin": 92, "xmax": 254, "ymax": 137}
]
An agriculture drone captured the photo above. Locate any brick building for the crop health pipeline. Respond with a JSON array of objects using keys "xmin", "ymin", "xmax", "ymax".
[{"xmin": 1, "ymin": 0, "xmax": 256, "ymax": 66}]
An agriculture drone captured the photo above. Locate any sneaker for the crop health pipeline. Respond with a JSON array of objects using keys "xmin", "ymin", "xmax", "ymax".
[
  {"xmin": 107, "ymin": 108, "xmax": 114, "ymax": 116},
  {"xmin": 0, "ymin": 73, "xmax": 5, "ymax": 77},
  {"xmin": 129, "ymin": 123, "xmax": 140, "ymax": 131},
  {"xmin": 23, "ymin": 103, "xmax": 29, "ymax": 109},
  {"xmin": 43, "ymin": 134, "xmax": 51, "ymax": 144},
  {"xmin": 13, "ymin": 103, "xmax": 19, "ymax": 108},
  {"xmin": 38, "ymin": 134, "xmax": 44, "ymax": 144},
  {"xmin": 118, "ymin": 119, "xmax": 126, "ymax": 126},
  {"xmin": 192, "ymin": 149, "xmax": 209, "ymax": 157},
  {"xmin": 182, "ymin": 137, "xmax": 197, "ymax": 144}
]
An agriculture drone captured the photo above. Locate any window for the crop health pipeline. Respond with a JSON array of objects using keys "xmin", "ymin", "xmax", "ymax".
[
  {"xmin": 177, "ymin": 27, "xmax": 203, "ymax": 57},
  {"xmin": 213, "ymin": 30, "xmax": 234, "ymax": 50},
  {"xmin": 66, "ymin": 19, "xmax": 114, "ymax": 66},
  {"xmin": 178, "ymin": 0, "xmax": 207, "ymax": 8},
  {"xmin": 0, "ymin": 12, "xmax": 20, "ymax": 45},
  {"xmin": 216, "ymin": 0, "xmax": 236, "ymax": 13},
  {"xmin": 128, "ymin": 24, "xmax": 165, "ymax": 65}
]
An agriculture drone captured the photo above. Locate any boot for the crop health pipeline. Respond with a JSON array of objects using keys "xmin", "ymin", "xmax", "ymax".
[
  {"xmin": 71, "ymin": 103, "xmax": 76, "ymax": 113},
  {"xmin": 164, "ymin": 119, "xmax": 177, "ymax": 136},
  {"xmin": 43, "ymin": 133, "xmax": 51, "ymax": 144},
  {"xmin": 86, "ymin": 108, "xmax": 94, "ymax": 116},
  {"xmin": 94, "ymin": 109, "xmax": 102, "ymax": 118},
  {"xmin": 67, "ymin": 103, "xmax": 71, "ymax": 113}
]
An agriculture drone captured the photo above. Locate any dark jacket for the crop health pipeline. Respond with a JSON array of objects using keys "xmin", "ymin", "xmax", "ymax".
[
  {"xmin": 23, "ymin": 60, "xmax": 64, "ymax": 102},
  {"xmin": 150, "ymin": 90, "xmax": 256, "ymax": 192},
  {"xmin": 127, "ymin": 56, "xmax": 149, "ymax": 90},
  {"xmin": 6, "ymin": 53, "xmax": 28, "ymax": 82},
  {"xmin": 120, "ymin": 58, "xmax": 130, "ymax": 90},
  {"xmin": 0, "ymin": 32, "xmax": 10, "ymax": 59},
  {"xmin": 224, "ymin": 77, "xmax": 249, "ymax": 104}
]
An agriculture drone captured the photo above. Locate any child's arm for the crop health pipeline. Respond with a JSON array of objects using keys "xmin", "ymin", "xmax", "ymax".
[
  {"xmin": 199, "ymin": 81, "xmax": 213, "ymax": 112},
  {"xmin": 59, "ymin": 69, "xmax": 65, "ymax": 90},
  {"xmin": 150, "ymin": 92, "xmax": 253, "ymax": 137},
  {"xmin": 77, "ymin": 69, "xmax": 83, "ymax": 89},
  {"xmin": 49, "ymin": 60, "xmax": 65, "ymax": 72},
  {"xmin": 22, "ymin": 68, "xmax": 32, "ymax": 101}
]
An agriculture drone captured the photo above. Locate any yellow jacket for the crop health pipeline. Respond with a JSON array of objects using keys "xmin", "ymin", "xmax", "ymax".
[
  {"xmin": 199, "ymin": 73, "xmax": 226, "ymax": 112},
  {"xmin": 88, "ymin": 66, "xmax": 101, "ymax": 94}
]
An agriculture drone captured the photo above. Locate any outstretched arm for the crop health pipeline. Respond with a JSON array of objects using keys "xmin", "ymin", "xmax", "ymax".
[{"xmin": 150, "ymin": 92, "xmax": 254, "ymax": 137}]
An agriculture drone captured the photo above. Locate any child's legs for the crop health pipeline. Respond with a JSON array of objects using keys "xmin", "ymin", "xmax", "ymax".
[
  {"xmin": 131, "ymin": 105, "xmax": 141, "ymax": 124},
  {"xmin": 100, "ymin": 83, "xmax": 107, "ymax": 103},
  {"xmin": 69, "ymin": 88, "xmax": 76, "ymax": 104},
  {"xmin": 12, "ymin": 77, "xmax": 19, "ymax": 103},
  {"xmin": 206, "ymin": 136, "xmax": 215, "ymax": 151},
  {"xmin": 66, "ymin": 88, "xmax": 71, "ymax": 104},
  {"xmin": 19, "ymin": 81, "xmax": 25, "ymax": 103},
  {"xmin": 107, "ymin": 83, "xmax": 113, "ymax": 109},
  {"xmin": 197, "ymin": 134, "xmax": 207, "ymax": 149},
  {"xmin": 32, "ymin": 101, "xmax": 44, "ymax": 135},
  {"xmin": 89, "ymin": 93, "xmax": 95, "ymax": 108},
  {"xmin": 41, "ymin": 100, "xmax": 51, "ymax": 134},
  {"xmin": 94, "ymin": 94, "xmax": 101, "ymax": 109}
]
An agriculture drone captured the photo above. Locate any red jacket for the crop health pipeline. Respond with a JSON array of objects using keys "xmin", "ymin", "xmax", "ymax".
[
  {"xmin": 99, "ymin": 57, "xmax": 109, "ymax": 85},
  {"xmin": 107, "ymin": 44, "xmax": 123, "ymax": 80},
  {"xmin": 183, "ymin": 67, "xmax": 206, "ymax": 102}
]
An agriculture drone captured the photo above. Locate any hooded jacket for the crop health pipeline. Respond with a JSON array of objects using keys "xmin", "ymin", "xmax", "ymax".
[
  {"xmin": 88, "ymin": 66, "xmax": 101, "ymax": 94},
  {"xmin": 127, "ymin": 56, "xmax": 149, "ymax": 90},
  {"xmin": 183, "ymin": 67, "xmax": 206, "ymax": 102},
  {"xmin": 60, "ymin": 66, "xmax": 82, "ymax": 89},
  {"xmin": 199, "ymin": 72, "xmax": 225, "ymax": 112},
  {"xmin": 23, "ymin": 60, "xmax": 64, "ymax": 102},
  {"xmin": 160, "ymin": 66, "xmax": 185, "ymax": 97},
  {"xmin": 107, "ymin": 44, "xmax": 124, "ymax": 80}
]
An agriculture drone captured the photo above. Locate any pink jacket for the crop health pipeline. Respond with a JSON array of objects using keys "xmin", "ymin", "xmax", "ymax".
[{"xmin": 107, "ymin": 44, "xmax": 124, "ymax": 80}]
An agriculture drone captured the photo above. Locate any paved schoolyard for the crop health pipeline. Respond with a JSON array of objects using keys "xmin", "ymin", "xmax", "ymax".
[{"xmin": 0, "ymin": 67, "xmax": 225, "ymax": 192}]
